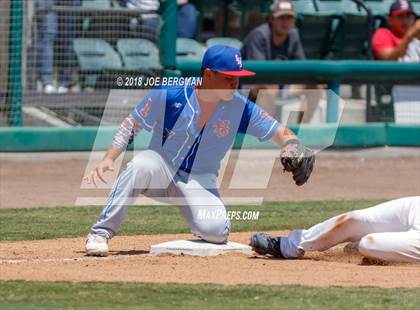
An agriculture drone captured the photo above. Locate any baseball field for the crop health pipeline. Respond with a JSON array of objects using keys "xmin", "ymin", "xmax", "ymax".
[
  {"xmin": 1, "ymin": 149, "xmax": 419, "ymax": 309},
  {"xmin": 2, "ymin": 0, "xmax": 420, "ymax": 308}
]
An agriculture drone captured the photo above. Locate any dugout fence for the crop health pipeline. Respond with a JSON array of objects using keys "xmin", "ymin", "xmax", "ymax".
[
  {"xmin": 1, "ymin": 0, "xmax": 420, "ymax": 128},
  {"xmin": 1, "ymin": 0, "xmax": 177, "ymax": 127}
]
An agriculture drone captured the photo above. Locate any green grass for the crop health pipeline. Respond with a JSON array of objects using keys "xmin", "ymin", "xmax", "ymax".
[
  {"xmin": 0, "ymin": 281, "xmax": 418, "ymax": 310},
  {"xmin": 0, "ymin": 200, "xmax": 385, "ymax": 241},
  {"xmin": 1, "ymin": 201, "xmax": 417, "ymax": 309}
]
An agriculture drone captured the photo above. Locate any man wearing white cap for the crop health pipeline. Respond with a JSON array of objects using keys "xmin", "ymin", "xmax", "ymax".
[{"xmin": 242, "ymin": 0, "xmax": 322, "ymax": 123}]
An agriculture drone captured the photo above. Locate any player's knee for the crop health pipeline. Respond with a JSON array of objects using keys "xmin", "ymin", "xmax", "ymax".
[
  {"xmin": 359, "ymin": 234, "xmax": 377, "ymax": 257},
  {"xmin": 195, "ymin": 220, "xmax": 231, "ymax": 244},
  {"xmin": 338, "ymin": 210, "xmax": 362, "ymax": 225}
]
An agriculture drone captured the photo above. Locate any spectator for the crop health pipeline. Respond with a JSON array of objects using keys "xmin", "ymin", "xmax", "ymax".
[
  {"xmin": 241, "ymin": 0, "xmax": 322, "ymax": 123},
  {"xmin": 35, "ymin": 0, "xmax": 57, "ymax": 93},
  {"xmin": 55, "ymin": 0, "xmax": 82, "ymax": 94},
  {"xmin": 120, "ymin": 0, "xmax": 160, "ymax": 42},
  {"xmin": 374, "ymin": 1, "xmax": 420, "ymax": 124},
  {"xmin": 372, "ymin": 0, "xmax": 420, "ymax": 61},
  {"xmin": 35, "ymin": 0, "xmax": 81, "ymax": 94},
  {"xmin": 242, "ymin": 0, "xmax": 304, "ymax": 61},
  {"xmin": 177, "ymin": 0, "xmax": 198, "ymax": 38}
]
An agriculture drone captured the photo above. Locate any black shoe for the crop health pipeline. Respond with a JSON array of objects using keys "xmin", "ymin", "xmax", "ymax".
[{"xmin": 250, "ymin": 232, "xmax": 284, "ymax": 258}]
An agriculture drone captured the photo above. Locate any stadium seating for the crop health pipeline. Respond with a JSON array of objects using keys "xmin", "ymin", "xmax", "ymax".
[
  {"xmin": 365, "ymin": 0, "xmax": 390, "ymax": 27},
  {"xmin": 206, "ymin": 37, "xmax": 243, "ymax": 50},
  {"xmin": 410, "ymin": 0, "xmax": 420, "ymax": 11},
  {"xmin": 81, "ymin": 0, "xmax": 132, "ymax": 45},
  {"xmin": 81, "ymin": 1, "xmax": 113, "ymax": 32},
  {"xmin": 315, "ymin": 0, "xmax": 361, "ymax": 14},
  {"xmin": 73, "ymin": 38, "xmax": 122, "ymax": 70},
  {"xmin": 295, "ymin": 1, "xmax": 335, "ymax": 59},
  {"xmin": 82, "ymin": 0, "xmax": 112, "ymax": 9},
  {"xmin": 176, "ymin": 38, "xmax": 206, "ymax": 61},
  {"xmin": 81, "ymin": 0, "xmax": 112, "ymax": 31},
  {"xmin": 73, "ymin": 38, "xmax": 123, "ymax": 87},
  {"xmin": 333, "ymin": 17, "xmax": 370, "ymax": 59},
  {"xmin": 314, "ymin": 0, "xmax": 371, "ymax": 59},
  {"xmin": 117, "ymin": 39, "xmax": 162, "ymax": 71},
  {"xmin": 293, "ymin": 0, "xmax": 371, "ymax": 59}
]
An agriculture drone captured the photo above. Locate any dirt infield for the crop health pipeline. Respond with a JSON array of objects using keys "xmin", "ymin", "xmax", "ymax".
[
  {"xmin": 1, "ymin": 232, "xmax": 419, "ymax": 288},
  {"xmin": 1, "ymin": 148, "xmax": 419, "ymax": 288},
  {"xmin": 1, "ymin": 148, "xmax": 419, "ymax": 208}
]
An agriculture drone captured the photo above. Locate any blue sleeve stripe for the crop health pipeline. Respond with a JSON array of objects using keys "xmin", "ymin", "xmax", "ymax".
[
  {"xmin": 171, "ymin": 86, "xmax": 195, "ymax": 165},
  {"xmin": 259, "ymin": 121, "xmax": 279, "ymax": 141}
]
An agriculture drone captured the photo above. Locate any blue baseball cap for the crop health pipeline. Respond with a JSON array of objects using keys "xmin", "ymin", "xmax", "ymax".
[{"xmin": 201, "ymin": 45, "xmax": 255, "ymax": 77}]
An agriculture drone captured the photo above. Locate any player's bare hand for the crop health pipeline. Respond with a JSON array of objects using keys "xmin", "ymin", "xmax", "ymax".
[
  {"xmin": 408, "ymin": 20, "xmax": 420, "ymax": 39},
  {"xmin": 84, "ymin": 158, "xmax": 115, "ymax": 187}
]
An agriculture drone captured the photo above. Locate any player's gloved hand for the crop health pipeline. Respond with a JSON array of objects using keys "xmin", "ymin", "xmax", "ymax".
[{"xmin": 280, "ymin": 138, "xmax": 315, "ymax": 186}]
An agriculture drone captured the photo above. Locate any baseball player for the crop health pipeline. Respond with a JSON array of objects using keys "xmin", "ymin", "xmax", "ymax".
[
  {"xmin": 251, "ymin": 196, "xmax": 420, "ymax": 263},
  {"xmin": 84, "ymin": 45, "xmax": 315, "ymax": 256}
]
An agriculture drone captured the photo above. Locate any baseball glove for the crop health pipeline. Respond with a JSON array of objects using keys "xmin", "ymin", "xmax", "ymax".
[{"xmin": 280, "ymin": 139, "xmax": 315, "ymax": 186}]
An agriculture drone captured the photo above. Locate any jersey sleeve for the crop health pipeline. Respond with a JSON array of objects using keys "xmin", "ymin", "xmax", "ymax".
[
  {"xmin": 131, "ymin": 87, "xmax": 165, "ymax": 132},
  {"xmin": 112, "ymin": 114, "xmax": 142, "ymax": 150},
  {"xmin": 238, "ymin": 100, "xmax": 280, "ymax": 141}
]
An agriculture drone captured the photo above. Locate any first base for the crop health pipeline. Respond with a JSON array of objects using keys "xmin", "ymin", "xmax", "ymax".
[{"xmin": 150, "ymin": 240, "xmax": 252, "ymax": 257}]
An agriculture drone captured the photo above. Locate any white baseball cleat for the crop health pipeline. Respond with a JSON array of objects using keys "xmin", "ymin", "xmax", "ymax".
[
  {"xmin": 85, "ymin": 233, "xmax": 109, "ymax": 256},
  {"xmin": 44, "ymin": 84, "xmax": 56, "ymax": 94},
  {"xmin": 57, "ymin": 86, "xmax": 69, "ymax": 94}
]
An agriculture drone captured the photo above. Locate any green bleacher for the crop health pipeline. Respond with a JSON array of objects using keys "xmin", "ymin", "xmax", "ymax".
[
  {"xmin": 64, "ymin": 0, "xmax": 419, "ymax": 124},
  {"xmin": 2, "ymin": 0, "xmax": 420, "ymax": 129},
  {"xmin": 71, "ymin": 0, "xmax": 419, "ymax": 81}
]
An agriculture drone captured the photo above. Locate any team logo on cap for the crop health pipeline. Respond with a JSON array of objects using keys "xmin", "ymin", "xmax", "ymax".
[
  {"xmin": 235, "ymin": 54, "xmax": 243, "ymax": 69},
  {"xmin": 401, "ymin": 0, "xmax": 409, "ymax": 9}
]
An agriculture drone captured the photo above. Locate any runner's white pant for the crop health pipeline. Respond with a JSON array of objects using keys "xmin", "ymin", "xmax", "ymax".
[
  {"xmin": 90, "ymin": 150, "xmax": 230, "ymax": 244},
  {"xmin": 281, "ymin": 197, "xmax": 420, "ymax": 263}
]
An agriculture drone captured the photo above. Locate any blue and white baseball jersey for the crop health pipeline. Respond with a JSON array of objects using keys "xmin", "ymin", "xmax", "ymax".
[{"xmin": 131, "ymin": 84, "xmax": 279, "ymax": 175}]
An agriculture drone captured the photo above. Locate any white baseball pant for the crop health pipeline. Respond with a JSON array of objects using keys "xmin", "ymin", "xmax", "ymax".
[
  {"xmin": 90, "ymin": 150, "xmax": 230, "ymax": 244},
  {"xmin": 280, "ymin": 197, "xmax": 420, "ymax": 263}
]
